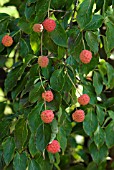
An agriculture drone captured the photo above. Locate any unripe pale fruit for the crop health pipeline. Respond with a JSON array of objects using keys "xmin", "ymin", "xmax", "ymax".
[
  {"xmin": 42, "ymin": 18, "xmax": 56, "ymax": 32},
  {"xmin": 72, "ymin": 110, "xmax": 85, "ymax": 122},
  {"xmin": 38, "ymin": 56, "xmax": 49, "ymax": 68},
  {"xmin": 33, "ymin": 24, "xmax": 43, "ymax": 32},
  {"xmin": 80, "ymin": 50, "xmax": 92, "ymax": 64},
  {"xmin": 2, "ymin": 35, "xmax": 13, "ymax": 47},
  {"xmin": 41, "ymin": 110, "xmax": 54, "ymax": 123},
  {"xmin": 47, "ymin": 140, "xmax": 60, "ymax": 154},
  {"xmin": 78, "ymin": 94, "xmax": 90, "ymax": 106},
  {"xmin": 42, "ymin": 90, "xmax": 54, "ymax": 102}
]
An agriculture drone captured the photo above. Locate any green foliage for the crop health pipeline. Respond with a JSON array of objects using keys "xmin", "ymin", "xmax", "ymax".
[{"xmin": 0, "ymin": 0, "xmax": 114, "ymax": 169}]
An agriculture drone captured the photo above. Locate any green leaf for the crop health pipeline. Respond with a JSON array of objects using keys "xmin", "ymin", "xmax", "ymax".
[
  {"xmin": 0, "ymin": 119, "xmax": 10, "ymax": 142},
  {"xmin": 95, "ymin": 0, "xmax": 104, "ymax": 12},
  {"xmin": 37, "ymin": 156, "xmax": 53, "ymax": 170},
  {"xmin": 87, "ymin": 162, "xmax": 97, "ymax": 170},
  {"xmin": 83, "ymin": 83, "xmax": 97, "ymax": 104},
  {"xmin": 13, "ymin": 152, "xmax": 27, "ymax": 170},
  {"xmin": 96, "ymin": 105, "xmax": 105, "ymax": 125},
  {"xmin": 11, "ymin": 74, "xmax": 28, "ymax": 100},
  {"xmin": 76, "ymin": 0, "xmax": 94, "ymax": 30},
  {"xmin": 50, "ymin": 68, "xmax": 65, "ymax": 91},
  {"xmin": 29, "ymin": 82, "xmax": 44, "ymax": 103},
  {"xmin": 108, "ymin": 110, "xmax": 114, "ymax": 120},
  {"xmin": 93, "ymin": 71, "xmax": 103, "ymax": 95},
  {"xmin": 103, "ymin": 97, "xmax": 114, "ymax": 108},
  {"xmin": 58, "ymin": 46, "xmax": 66, "ymax": 59},
  {"xmin": 105, "ymin": 120, "xmax": 114, "ymax": 148},
  {"xmin": 85, "ymin": 31, "xmax": 99, "ymax": 54},
  {"xmin": 5, "ymin": 54, "xmax": 35, "ymax": 93},
  {"xmin": 30, "ymin": 32, "xmax": 40, "ymax": 54},
  {"xmin": 20, "ymin": 38, "xmax": 29, "ymax": 57},
  {"xmin": 94, "ymin": 125, "xmax": 105, "ymax": 149},
  {"xmin": 106, "ymin": 22, "xmax": 114, "ymax": 52},
  {"xmin": 43, "ymin": 32, "xmax": 58, "ymax": 53},
  {"xmin": 0, "ymin": 13, "xmax": 10, "ymax": 22},
  {"xmin": 25, "ymin": 3, "xmax": 35, "ymax": 20},
  {"xmin": 50, "ymin": 119, "xmax": 58, "ymax": 142},
  {"xmin": 83, "ymin": 108, "xmax": 98, "ymax": 136},
  {"xmin": 29, "ymin": 134, "xmax": 37, "ymax": 157},
  {"xmin": 50, "ymin": 23, "xmax": 67, "ymax": 47},
  {"xmin": 57, "ymin": 127, "xmax": 67, "ymax": 153},
  {"xmin": 106, "ymin": 62, "xmax": 114, "ymax": 89},
  {"xmin": 18, "ymin": 17, "xmax": 31, "ymax": 34},
  {"xmin": 68, "ymin": 28, "xmax": 83, "ymax": 61},
  {"xmin": 28, "ymin": 159, "xmax": 41, "ymax": 170},
  {"xmin": 0, "ymin": 34, "xmax": 5, "ymax": 52},
  {"xmin": 14, "ymin": 118, "xmax": 28, "ymax": 150},
  {"xmin": 2, "ymin": 137, "xmax": 15, "ymax": 165},
  {"xmin": 28, "ymin": 102, "xmax": 44, "ymax": 133},
  {"xmin": 84, "ymin": 15, "xmax": 104, "ymax": 30},
  {"xmin": 35, "ymin": 0, "xmax": 50, "ymax": 23},
  {"xmin": 51, "ymin": 0, "xmax": 66, "ymax": 9},
  {"xmin": 0, "ymin": 19, "xmax": 9, "ymax": 34},
  {"xmin": 36, "ymin": 124, "xmax": 51, "ymax": 152},
  {"xmin": 21, "ymin": 64, "xmax": 39, "ymax": 97},
  {"xmin": 89, "ymin": 143, "xmax": 108, "ymax": 164}
]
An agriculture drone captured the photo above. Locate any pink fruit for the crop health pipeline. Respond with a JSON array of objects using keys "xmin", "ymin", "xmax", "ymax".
[
  {"xmin": 80, "ymin": 50, "xmax": 92, "ymax": 64},
  {"xmin": 78, "ymin": 94, "xmax": 90, "ymax": 106},
  {"xmin": 38, "ymin": 56, "xmax": 49, "ymax": 68},
  {"xmin": 41, "ymin": 110, "xmax": 54, "ymax": 123},
  {"xmin": 72, "ymin": 110, "xmax": 85, "ymax": 122},
  {"xmin": 42, "ymin": 18, "xmax": 56, "ymax": 32},
  {"xmin": 47, "ymin": 140, "xmax": 60, "ymax": 154},
  {"xmin": 2, "ymin": 35, "xmax": 13, "ymax": 47},
  {"xmin": 42, "ymin": 90, "xmax": 54, "ymax": 102},
  {"xmin": 32, "ymin": 24, "xmax": 43, "ymax": 32}
]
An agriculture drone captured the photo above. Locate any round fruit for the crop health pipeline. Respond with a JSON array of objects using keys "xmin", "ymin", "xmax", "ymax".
[
  {"xmin": 2, "ymin": 35, "xmax": 13, "ymax": 47},
  {"xmin": 72, "ymin": 110, "xmax": 85, "ymax": 122},
  {"xmin": 41, "ymin": 110, "xmax": 54, "ymax": 123},
  {"xmin": 42, "ymin": 18, "xmax": 56, "ymax": 32},
  {"xmin": 78, "ymin": 94, "xmax": 90, "ymax": 106},
  {"xmin": 42, "ymin": 90, "xmax": 54, "ymax": 102},
  {"xmin": 33, "ymin": 24, "xmax": 43, "ymax": 32},
  {"xmin": 80, "ymin": 50, "xmax": 92, "ymax": 64},
  {"xmin": 38, "ymin": 56, "xmax": 49, "ymax": 68},
  {"xmin": 46, "ymin": 140, "xmax": 60, "ymax": 154}
]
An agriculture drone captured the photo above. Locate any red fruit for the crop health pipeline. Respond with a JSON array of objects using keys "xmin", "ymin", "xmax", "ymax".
[
  {"xmin": 78, "ymin": 94, "xmax": 90, "ymax": 106},
  {"xmin": 41, "ymin": 110, "xmax": 54, "ymax": 123},
  {"xmin": 72, "ymin": 110, "xmax": 85, "ymax": 122},
  {"xmin": 33, "ymin": 24, "xmax": 43, "ymax": 32},
  {"xmin": 42, "ymin": 90, "xmax": 54, "ymax": 102},
  {"xmin": 80, "ymin": 50, "xmax": 92, "ymax": 64},
  {"xmin": 2, "ymin": 35, "xmax": 13, "ymax": 47},
  {"xmin": 38, "ymin": 56, "xmax": 49, "ymax": 68},
  {"xmin": 42, "ymin": 18, "xmax": 56, "ymax": 32},
  {"xmin": 47, "ymin": 140, "xmax": 60, "ymax": 154}
]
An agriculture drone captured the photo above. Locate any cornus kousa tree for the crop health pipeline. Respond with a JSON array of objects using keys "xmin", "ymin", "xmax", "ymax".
[{"xmin": 1, "ymin": 0, "xmax": 114, "ymax": 169}]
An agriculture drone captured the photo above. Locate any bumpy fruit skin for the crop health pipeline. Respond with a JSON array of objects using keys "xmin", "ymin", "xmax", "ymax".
[
  {"xmin": 2, "ymin": 35, "xmax": 13, "ymax": 47},
  {"xmin": 80, "ymin": 50, "xmax": 92, "ymax": 64},
  {"xmin": 42, "ymin": 18, "xmax": 56, "ymax": 32},
  {"xmin": 38, "ymin": 56, "xmax": 49, "ymax": 68},
  {"xmin": 47, "ymin": 140, "xmax": 60, "ymax": 154},
  {"xmin": 33, "ymin": 24, "xmax": 43, "ymax": 32},
  {"xmin": 78, "ymin": 94, "xmax": 90, "ymax": 106},
  {"xmin": 72, "ymin": 110, "xmax": 85, "ymax": 122},
  {"xmin": 42, "ymin": 90, "xmax": 54, "ymax": 102},
  {"xmin": 41, "ymin": 110, "xmax": 54, "ymax": 123}
]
